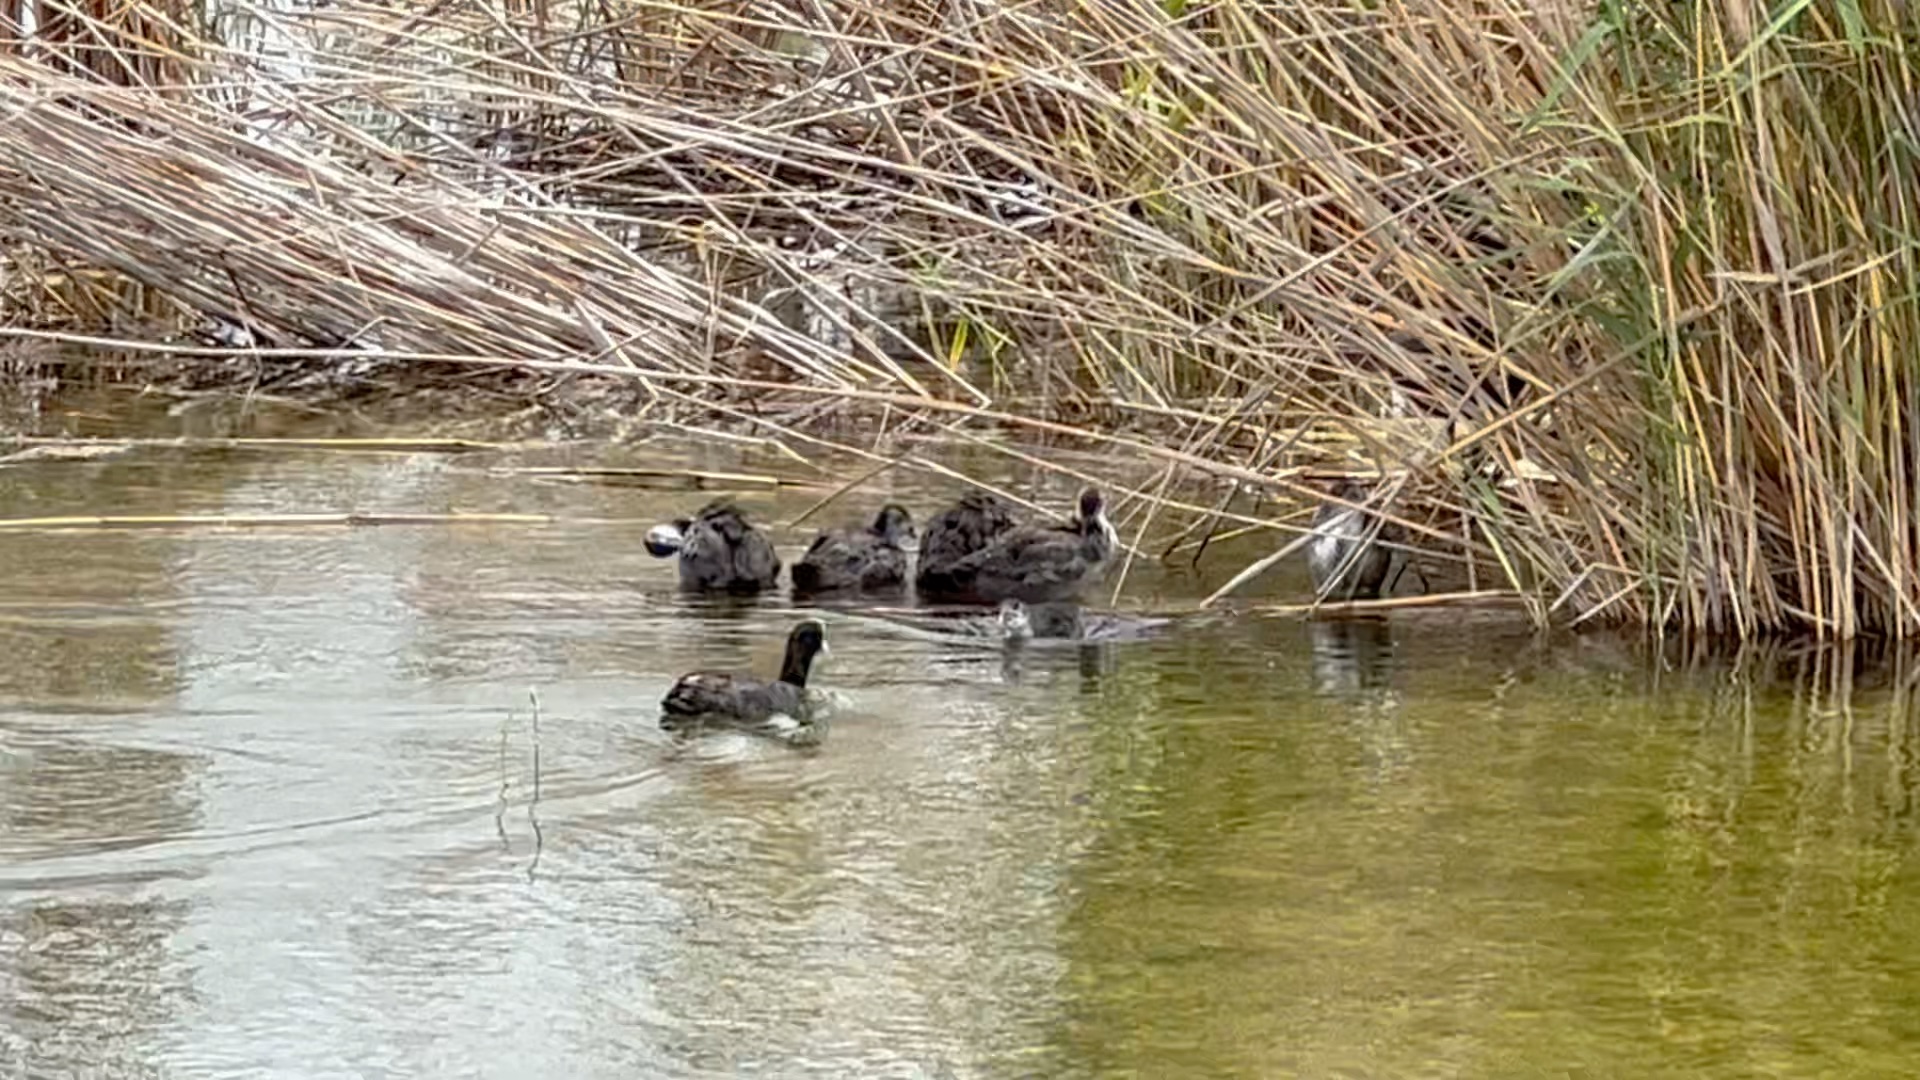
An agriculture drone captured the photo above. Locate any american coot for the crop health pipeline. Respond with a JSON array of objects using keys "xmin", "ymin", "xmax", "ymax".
[
  {"xmin": 914, "ymin": 491, "xmax": 1018, "ymax": 593},
  {"xmin": 659, "ymin": 619, "xmax": 830, "ymax": 739},
  {"xmin": 791, "ymin": 505, "xmax": 917, "ymax": 595},
  {"xmin": 645, "ymin": 500, "xmax": 783, "ymax": 593},
  {"xmin": 996, "ymin": 599, "xmax": 1035, "ymax": 640},
  {"xmin": 993, "ymin": 599, "xmax": 1075, "ymax": 640},
  {"xmin": 919, "ymin": 488, "xmax": 1118, "ymax": 604},
  {"xmin": 999, "ymin": 600, "xmax": 1171, "ymax": 642},
  {"xmin": 1307, "ymin": 480, "xmax": 1396, "ymax": 600}
]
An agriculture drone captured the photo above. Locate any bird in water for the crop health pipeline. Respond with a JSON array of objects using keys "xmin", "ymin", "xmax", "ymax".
[
  {"xmin": 913, "ymin": 490, "xmax": 1018, "ymax": 594},
  {"xmin": 1005, "ymin": 599, "xmax": 1079, "ymax": 639},
  {"xmin": 659, "ymin": 618, "xmax": 830, "ymax": 743},
  {"xmin": 790, "ymin": 504, "xmax": 917, "ymax": 596},
  {"xmin": 995, "ymin": 599, "xmax": 1035, "ymax": 640},
  {"xmin": 996, "ymin": 599, "xmax": 1171, "ymax": 642},
  {"xmin": 644, "ymin": 499, "xmax": 782, "ymax": 593},
  {"xmin": 918, "ymin": 487, "xmax": 1118, "ymax": 604},
  {"xmin": 1306, "ymin": 479, "xmax": 1397, "ymax": 600}
]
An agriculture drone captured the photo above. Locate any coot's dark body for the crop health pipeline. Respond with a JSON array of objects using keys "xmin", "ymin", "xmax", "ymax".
[
  {"xmin": 1306, "ymin": 481, "xmax": 1395, "ymax": 600},
  {"xmin": 791, "ymin": 505, "xmax": 916, "ymax": 595},
  {"xmin": 647, "ymin": 500, "xmax": 783, "ymax": 594},
  {"xmin": 1019, "ymin": 601, "xmax": 1083, "ymax": 639},
  {"xmin": 659, "ymin": 619, "xmax": 828, "ymax": 732},
  {"xmin": 914, "ymin": 491, "xmax": 1018, "ymax": 594},
  {"xmin": 919, "ymin": 488, "xmax": 1117, "ymax": 604}
]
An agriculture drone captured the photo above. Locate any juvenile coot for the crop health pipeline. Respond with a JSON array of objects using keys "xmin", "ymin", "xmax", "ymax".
[
  {"xmin": 995, "ymin": 599, "xmax": 1035, "ymax": 640},
  {"xmin": 791, "ymin": 504, "xmax": 916, "ymax": 595},
  {"xmin": 659, "ymin": 619, "xmax": 829, "ymax": 737},
  {"xmin": 645, "ymin": 500, "xmax": 782, "ymax": 593},
  {"xmin": 1306, "ymin": 480, "xmax": 1396, "ymax": 600},
  {"xmin": 914, "ymin": 491, "xmax": 1018, "ymax": 593},
  {"xmin": 1003, "ymin": 600, "xmax": 1171, "ymax": 642},
  {"xmin": 919, "ymin": 488, "xmax": 1118, "ymax": 604},
  {"xmin": 1012, "ymin": 600, "xmax": 1082, "ymax": 638}
]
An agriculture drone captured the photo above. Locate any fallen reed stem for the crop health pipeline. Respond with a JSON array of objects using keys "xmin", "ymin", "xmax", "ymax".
[{"xmin": 0, "ymin": 512, "xmax": 558, "ymax": 530}]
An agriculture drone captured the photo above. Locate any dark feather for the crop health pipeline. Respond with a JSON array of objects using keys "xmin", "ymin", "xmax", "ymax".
[
  {"xmin": 914, "ymin": 492, "xmax": 1017, "ymax": 593},
  {"xmin": 791, "ymin": 505, "xmax": 915, "ymax": 594},
  {"xmin": 659, "ymin": 619, "xmax": 829, "ymax": 739},
  {"xmin": 1020, "ymin": 602, "xmax": 1170, "ymax": 641},
  {"xmin": 660, "ymin": 672, "xmax": 808, "ymax": 725},
  {"xmin": 1306, "ymin": 480, "xmax": 1396, "ymax": 600},
  {"xmin": 672, "ymin": 500, "xmax": 782, "ymax": 593},
  {"xmin": 921, "ymin": 488, "xmax": 1116, "ymax": 604}
]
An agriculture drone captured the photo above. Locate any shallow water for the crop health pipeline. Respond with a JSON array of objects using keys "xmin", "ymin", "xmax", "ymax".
[{"xmin": 5, "ymin": 398, "xmax": 1920, "ymax": 1078}]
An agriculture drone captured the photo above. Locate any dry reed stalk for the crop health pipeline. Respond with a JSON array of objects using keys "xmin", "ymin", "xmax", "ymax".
[
  {"xmin": 0, "ymin": 511, "xmax": 556, "ymax": 529},
  {"xmin": 2, "ymin": 435, "xmax": 516, "ymax": 453},
  {"xmin": 498, "ymin": 466, "xmax": 808, "ymax": 489},
  {"xmin": 1250, "ymin": 591, "xmax": 1527, "ymax": 617},
  {"xmin": 785, "ymin": 456, "xmax": 907, "ymax": 528}
]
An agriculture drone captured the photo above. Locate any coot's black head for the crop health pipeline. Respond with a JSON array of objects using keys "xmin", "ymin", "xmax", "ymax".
[
  {"xmin": 778, "ymin": 618, "xmax": 830, "ymax": 686},
  {"xmin": 1076, "ymin": 488, "xmax": 1118, "ymax": 556},
  {"xmin": 1076, "ymin": 488, "xmax": 1106, "ymax": 524},
  {"xmin": 871, "ymin": 504, "xmax": 917, "ymax": 547}
]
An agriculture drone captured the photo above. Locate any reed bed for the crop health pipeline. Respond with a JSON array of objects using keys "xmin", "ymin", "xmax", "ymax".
[{"xmin": 0, "ymin": 0, "xmax": 1914, "ymax": 638}]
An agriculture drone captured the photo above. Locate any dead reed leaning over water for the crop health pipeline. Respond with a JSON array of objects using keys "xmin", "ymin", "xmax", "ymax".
[{"xmin": 0, "ymin": 0, "xmax": 1914, "ymax": 639}]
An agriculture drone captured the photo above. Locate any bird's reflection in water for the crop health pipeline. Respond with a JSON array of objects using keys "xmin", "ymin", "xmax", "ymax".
[
  {"xmin": 1308, "ymin": 615, "xmax": 1411, "ymax": 784},
  {"xmin": 1308, "ymin": 615, "xmax": 1397, "ymax": 697}
]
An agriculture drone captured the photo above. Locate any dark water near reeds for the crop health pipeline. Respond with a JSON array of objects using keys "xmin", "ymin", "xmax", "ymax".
[{"xmin": 6, "ymin": 393, "xmax": 1920, "ymax": 1078}]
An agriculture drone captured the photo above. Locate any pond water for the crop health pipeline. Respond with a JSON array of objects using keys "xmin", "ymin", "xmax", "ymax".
[{"xmin": 4, "ymin": 395, "xmax": 1920, "ymax": 1078}]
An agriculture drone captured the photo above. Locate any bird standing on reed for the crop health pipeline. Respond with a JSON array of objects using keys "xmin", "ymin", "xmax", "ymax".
[{"xmin": 1306, "ymin": 479, "xmax": 1396, "ymax": 601}]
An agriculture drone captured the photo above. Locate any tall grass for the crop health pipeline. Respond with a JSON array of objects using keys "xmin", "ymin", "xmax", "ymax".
[{"xmin": 0, "ymin": 0, "xmax": 1914, "ymax": 638}]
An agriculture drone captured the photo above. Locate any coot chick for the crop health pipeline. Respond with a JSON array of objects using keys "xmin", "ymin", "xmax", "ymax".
[
  {"xmin": 996, "ymin": 599, "xmax": 1035, "ymax": 640},
  {"xmin": 1006, "ymin": 601, "xmax": 1171, "ymax": 642},
  {"xmin": 791, "ymin": 504, "xmax": 916, "ymax": 595},
  {"xmin": 646, "ymin": 499, "xmax": 782, "ymax": 593},
  {"xmin": 1307, "ymin": 480, "xmax": 1395, "ymax": 600},
  {"xmin": 914, "ymin": 491, "xmax": 1018, "ymax": 593},
  {"xmin": 659, "ymin": 619, "xmax": 829, "ymax": 738},
  {"xmin": 920, "ymin": 488, "xmax": 1118, "ymax": 604},
  {"xmin": 1021, "ymin": 601, "xmax": 1084, "ymax": 638}
]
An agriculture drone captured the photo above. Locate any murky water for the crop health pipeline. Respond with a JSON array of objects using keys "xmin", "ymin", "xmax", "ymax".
[{"xmin": 5, "ymin": 397, "xmax": 1920, "ymax": 1077}]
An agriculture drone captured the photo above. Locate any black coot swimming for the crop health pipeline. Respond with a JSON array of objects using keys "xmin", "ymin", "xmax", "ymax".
[
  {"xmin": 919, "ymin": 488, "xmax": 1118, "ymax": 604},
  {"xmin": 1306, "ymin": 480, "xmax": 1396, "ymax": 600},
  {"xmin": 645, "ymin": 500, "xmax": 783, "ymax": 593},
  {"xmin": 791, "ymin": 504, "xmax": 916, "ymax": 595},
  {"xmin": 659, "ymin": 619, "xmax": 829, "ymax": 739},
  {"xmin": 914, "ymin": 491, "xmax": 1018, "ymax": 594}
]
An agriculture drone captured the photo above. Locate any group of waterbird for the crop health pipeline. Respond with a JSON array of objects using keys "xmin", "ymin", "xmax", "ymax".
[
  {"xmin": 650, "ymin": 479, "xmax": 1411, "ymax": 745},
  {"xmin": 649, "ymin": 486, "xmax": 1122, "ymax": 742}
]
